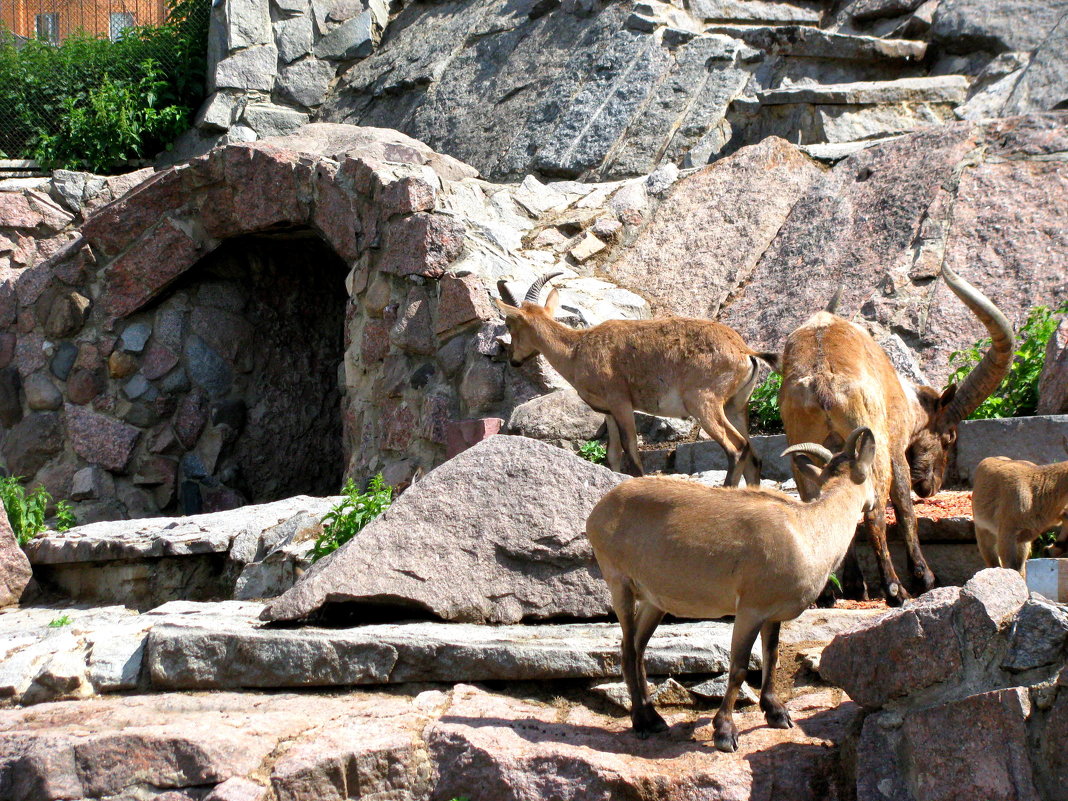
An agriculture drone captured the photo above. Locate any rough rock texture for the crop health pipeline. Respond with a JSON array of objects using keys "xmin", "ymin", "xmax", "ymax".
[
  {"xmin": 1038, "ymin": 318, "xmax": 1068, "ymax": 414},
  {"xmin": 606, "ymin": 137, "xmax": 824, "ymax": 320},
  {"xmin": 262, "ymin": 436, "xmax": 625, "ymax": 624},
  {"xmin": 24, "ymin": 496, "xmax": 336, "ymax": 606},
  {"xmin": 0, "ymin": 683, "xmax": 860, "ymax": 801},
  {"xmin": 507, "ymin": 389, "xmax": 604, "ymax": 447},
  {"xmin": 821, "ymin": 568, "xmax": 1068, "ymax": 801},
  {"xmin": 0, "ymin": 506, "xmax": 30, "ymax": 608}
]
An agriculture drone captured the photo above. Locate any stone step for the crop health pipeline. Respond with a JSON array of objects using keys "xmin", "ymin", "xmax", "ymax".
[
  {"xmin": 147, "ymin": 611, "xmax": 751, "ymax": 690},
  {"xmin": 705, "ymin": 24, "xmax": 928, "ymax": 60},
  {"xmin": 757, "ymin": 75, "xmax": 970, "ymax": 105},
  {"xmin": 0, "ymin": 599, "xmax": 763, "ymax": 704},
  {"xmin": 686, "ymin": 0, "xmax": 823, "ymax": 25}
]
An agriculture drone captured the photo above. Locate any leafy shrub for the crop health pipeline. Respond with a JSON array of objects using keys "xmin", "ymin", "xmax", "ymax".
[
  {"xmin": 310, "ymin": 475, "xmax": 394, "ymax": 562},
  {"xmin": 0, "ymin": 0, "xmax": 208, "ymax": 171},
  {"xmin": 947, "ymin": 301, "xmax": 1068, "ymax": 419},
  {"xmin": 0, "ymin": 475, "xmax": 74, "ymax": 545},
  {"xmin": 577, "ymin": 440, "xmax": 607, "ymax": 464},
  {"xmin": 748, "ymin": 372, "xmax": 783, "ymax": 434}
]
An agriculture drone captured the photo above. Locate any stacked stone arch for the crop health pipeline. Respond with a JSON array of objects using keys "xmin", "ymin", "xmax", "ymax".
[{"xmin": 0, "ymin": 124, "xmax": 570, "ymax": 522}]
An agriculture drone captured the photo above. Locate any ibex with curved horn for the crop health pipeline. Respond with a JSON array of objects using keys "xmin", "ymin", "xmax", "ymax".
[
  {"xmin": 586, "ymin": 427, "xmax": 877, "ymax": 750},
  {"xmin": 972, "ymin": 437, "xmax": 1068, "ymax": 575},
  {"xmin": 495, "ymin": 273, "xmax": 776, "ymax": 483},
  {"xmin": 779, "ymin": 263, "xmax": 1015, "ymax": 604}
]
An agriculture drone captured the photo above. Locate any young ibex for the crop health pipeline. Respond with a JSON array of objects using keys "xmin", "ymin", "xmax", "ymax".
[
  {"xmin": 972, "ymin": 439, "xmax": 1068, "ymax": 575},
  {"xmin": 496, "ymin": 273, "xmax": 775, "ymax": 483},
  {"xmin": 779, "ymin": 263, "xmax": 1014, "ymax": 605},
  {"xmin": 586, "ymin": 427, "xmax": 877, "ymax": 751}
]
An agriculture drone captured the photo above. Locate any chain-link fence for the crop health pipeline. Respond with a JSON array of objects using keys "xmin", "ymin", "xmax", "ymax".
[{"xmin": 0, "ymin": 0, "xmax": 209, "ymax": 169}]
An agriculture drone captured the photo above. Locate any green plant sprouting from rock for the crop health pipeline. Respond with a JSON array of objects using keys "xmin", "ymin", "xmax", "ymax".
[
  {"xmin": 947, "ymin": 301, "xmax": 1068, "ymax": 420},
  {"xmin": 748, "ymin": 372, "xmax": 783, "ymax": 434},
  {"xmin": 310, "ymin": 475, "xmax": 394, "ymax": 562},
  {"xmin": 47, "ymin": 615, "xmax": 73, "ymax": 628},
  {"xmin": 0, "ymin": 475, "xmax": 74, "ymax": 546},
  {"xmin": 577, "ymin": 440, "xmax": 607, "ymax": 464}
]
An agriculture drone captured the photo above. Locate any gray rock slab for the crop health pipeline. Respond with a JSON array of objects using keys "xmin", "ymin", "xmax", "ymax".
[
  {"xmin": 954, "ymin": 415, "xmax": 1068, "ymax": 484},
  {"xmin": 147, "ymin": 613, "xmax": 752, "ymax": 690},
  {"xmin": 1002, "ymin": 12, "xmax": 1068, "ymax": 115},
  {"xmin": 240, "ymin": 103, "xmax": 311, "ymax": 137},
  {"xmin": 688, "ymin": 0, "xmax": 822, "ymax": 24},
  {"xmin": 674, "ymin": 434, "xmax": 792, "ymax": 481},
  {"xmin": 706, "ymin": 24, "xmax": 927, "ymax": 60},
  {"xmin": 276, "ymin": 58, "xmax": 336, "ymax": 108},
  {"xmin": 314, "ymin": 11, "xmax": 374, "ymax": 60},
  {"xmin": 261, "ymin": 436, "xmax": 627, "ymax": 625},
  {"xmin": 931, "ymin": 0, "xmax": 1068, "ymax": 53},
  {"xmin": 24, "ymin": 496, "xmax": 335, "ymax": 564},
  {"xmin": 213, "ymin": 44, "xmax": 279, "ymax": 92},
  {"xmin": 758, "ymin": 76, "xmax": 970, "ymax": 105}
]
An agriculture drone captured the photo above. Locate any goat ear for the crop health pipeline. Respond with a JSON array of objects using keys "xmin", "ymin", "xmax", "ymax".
[
  {"xmin": 938, "ymin": 383, "xmax": 957, "ymax": 408},
  {"xmin": 854, "ymin": 428, "xmax": 876, "ymax": 477},
  {"xmin": 493, "ymin": 297, "xmax": 519, "ymax": 317},
  {"xmin": 544, "ymin": 287, "xmax": 561, "ymax": 316}
]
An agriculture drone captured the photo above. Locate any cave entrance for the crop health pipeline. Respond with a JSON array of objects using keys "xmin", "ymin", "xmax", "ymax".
[{"xmin": 159, "ymin": 230, "xmax": 348, "ymax": 510}]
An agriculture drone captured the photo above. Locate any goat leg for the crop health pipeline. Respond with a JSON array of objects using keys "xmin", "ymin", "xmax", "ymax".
[
  {"xmin": 713, "ymin": 611, "xmax": 762, "ymax": 753},
  {"xmin": 759, "ymin": 621, "xmax": 793, "ymax": 729},
  {"xmin": 862, "ymin": 506, "xmax": 910, "ymax": 606},
  {"xmin": 890, "ymin": 459, "xmax": 936, "ymax": 593}
]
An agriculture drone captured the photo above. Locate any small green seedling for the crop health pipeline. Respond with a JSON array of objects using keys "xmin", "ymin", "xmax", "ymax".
[
  {"xmin": 578, "ymin": 440, "xmax": 607, "ymax": 464},
  {"xmin": 310, "ymin": 474, "xmax": 394, "ymax": 562},
  {"xmin": 48, "ymin": 615, "xmax": 72, "ymax": 628}
]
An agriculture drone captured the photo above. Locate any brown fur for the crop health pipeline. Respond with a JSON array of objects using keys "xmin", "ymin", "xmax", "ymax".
[
  {"xmin": 972, "ymin": 455, "xmax": 1068, "ymax": 576},
  {"xmin": 585, "ymin": 428, "xmax": 876, "ymax": 751},
  {"xmin": 497, "ymin": 290, "xmax": 768, "ymax": 484},
  {"xmin": 780, "ymin": 312, "xmax": 955, "ymax": 604}
]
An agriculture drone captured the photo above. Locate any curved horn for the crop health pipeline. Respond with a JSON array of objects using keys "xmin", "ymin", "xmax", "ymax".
[
  {"xmin": 842, "ymin": 426, "xmax": 870, "ymax": 457},
  {"xmin": 782, "ymin": 443, "xmax": 834, "ymax": 466},
  {"xmin": 939, "ymin": 263, "xmax": 1015, "ymax": 427},
  {"xmin": 497, "ymin": 279, "xmax": 519, "ymax": 307},
  {"xmin": 523, "ymin": 271, "xmax": 563, "ymax": 305},
  {"xmin": 825, "ymin": 286, "xmax": 844, "ymax": 314}
]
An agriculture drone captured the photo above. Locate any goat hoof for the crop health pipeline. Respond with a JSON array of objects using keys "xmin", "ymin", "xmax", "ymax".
[
  {"xmin": 766, "ymin": 708, "xmax": 794, "ymax": 729},
  {"xmin": 633, "ymin": 709, "xmax": 668, "ymax": 738},
  {"xmin": 713, "ymin": 728, "xmax": 738, "ymax": 753},
  {"xmin": 884, "ymin": 583, "xmax": 911, "ymax": 607}
]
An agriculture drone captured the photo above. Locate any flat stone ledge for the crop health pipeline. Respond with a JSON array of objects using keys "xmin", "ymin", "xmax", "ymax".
[
  {"xmin": 23, "ymin": 495, "xmax": 335, "ymax": 564},
  {"xmin": 147, "ymin": 613, "xmax": 755, "ymax": 690},
  {"xmin": 705, "ymin": 24, "xmax": 928, "ymax": 60},
  {"xmin": 758, "ymin": 76, "xmax": 970, "ymax": 105}
]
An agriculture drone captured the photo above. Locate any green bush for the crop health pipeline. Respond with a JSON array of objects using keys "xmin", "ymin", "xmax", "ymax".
[
  {"xmin": 0, "ymin": 475, "xmax": 74, "ymax": 545},
  {"xmin": 748, "ymin": 372, "xmax": 783, "ymax": 434},
  {"xmin": 947, "ymin": 301, "xmax": 1068, "ymax": 419},
  {"xmin": 577, "ymin": 440, "xmax": 607, "ymax": 464},
  {"xmin": 310, "ymin": 475, "xmax": 394, "ymax": 562},
  {"xmin": 0, "ymin": 0, "xmax": 208, "ymax": 171}
]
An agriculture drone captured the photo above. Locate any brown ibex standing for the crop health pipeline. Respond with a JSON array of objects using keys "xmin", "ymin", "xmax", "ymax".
[
  {"xmin": 586, "ymin": 427, "xmax": 877, "ymax": 750},
  {"xmin": 779, "ymin": 263, "xmax": 1014, "ymax": 604},
  {"xmin": 972, "ymin": 438, "xmax": 1068, "ymax": 575},
  {"xmin": 496, "ymin": 273, "xmax": 776, "ymax": 484}
]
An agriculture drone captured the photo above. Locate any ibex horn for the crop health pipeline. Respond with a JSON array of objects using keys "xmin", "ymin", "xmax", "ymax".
[
  {"xmin": 939, "ymin": 263, "xmax": 1015, "ymax": 428},
  {"xmin": 825, "ymin": 286, "xmax": 844, "ymax": 314},
  {"xmin": 523, "ymin": 271, "xmax": 564, "ymax": 305},
  {"xmin": 781, "ymin": 443, "xmax": 834, "ymax": 466},
  {"xmin": 497, "ymin": 279, "xmax": 519, "ymax": 307}
]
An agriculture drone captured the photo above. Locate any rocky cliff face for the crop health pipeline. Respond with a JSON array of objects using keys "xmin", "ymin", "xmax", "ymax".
[{"xmin": 190, "ymin": 0, "xmax": 1068, "ymax": 180}]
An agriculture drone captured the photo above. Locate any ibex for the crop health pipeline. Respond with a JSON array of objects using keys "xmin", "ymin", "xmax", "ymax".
[
  {"xmin": 496, "ymin": 273, "xmax": 776, "ymax": 483},
  {"xmin": 972, "ymin": 438, "xmax": 1068, "ymax": 575},
  {"xmin": 586, "ymin": 427, "xmax": 877, "ymax": 751},
  {"xmin": 778, "ymin": 263, "xmax": 1014, "ymax": 605}
]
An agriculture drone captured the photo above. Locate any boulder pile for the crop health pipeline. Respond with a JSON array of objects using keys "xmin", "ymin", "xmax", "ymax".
[{"xmin": 820, "ymin": 568, "xmax": 1068, "ymax": 801}]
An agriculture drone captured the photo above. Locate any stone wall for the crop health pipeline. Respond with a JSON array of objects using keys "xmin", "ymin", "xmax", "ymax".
[{"xmin": 0, "ymin": 124, "xmax": 648, "ymax": 523}]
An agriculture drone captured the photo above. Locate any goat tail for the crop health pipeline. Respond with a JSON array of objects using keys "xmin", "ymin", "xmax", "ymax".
[{"xmin": 754, "ymin": 351, "xmax": 780, "ymax": 373}]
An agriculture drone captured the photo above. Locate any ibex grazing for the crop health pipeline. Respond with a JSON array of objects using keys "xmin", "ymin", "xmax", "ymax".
[
  {"xmin": 496, "ymin": 273, "xmax": 776, "ymax": 483},
  {"xmin": 972, "ymin": 439, "xmax": 1068, "ymax": 576},
  {"xmin": 779, "ymin": 263, "xmax": 1014, "ymax": 605},
  {"xmin": 586, "ymin": 427, "xmax": 877, "ymax": 751}
]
